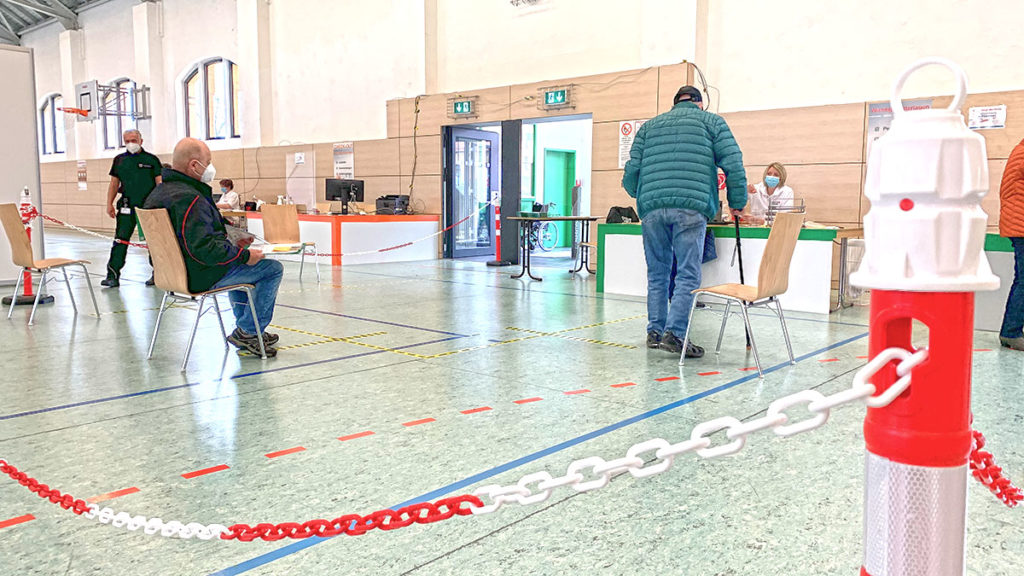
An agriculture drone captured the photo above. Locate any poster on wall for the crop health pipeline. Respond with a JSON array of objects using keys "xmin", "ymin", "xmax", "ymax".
[
  {"xmin": 333, "ymin": 142, "xmax": 354, "ymax": 179},
  {"xmin": 867, "ymin": 99, "xmax": 933, "ymax": 157},
  {"xmin": 968, "ymin": 105, "xmax": 1007, "ymax": 130},
  {"xmin": 77, "ymin": 160, "xmax": 88, "ymax": 190},
  {"xmin": 618, "ymin": 120, "xmax": 647, "ymax": 169}
]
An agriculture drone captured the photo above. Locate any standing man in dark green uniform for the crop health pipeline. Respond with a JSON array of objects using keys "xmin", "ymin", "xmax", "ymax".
[{"xmin": 102, "ymin": 129, "xmax": 163, "ymax": 287}]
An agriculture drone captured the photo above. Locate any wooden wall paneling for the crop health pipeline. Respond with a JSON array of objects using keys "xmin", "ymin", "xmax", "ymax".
[
  {"xmin": 42, "ymin": 203, "xmax": 67, "ymax": 226},
  {"xmin": 244, "ymin": 178, "xmax": 288, "ymax": 203},
  {"xmin": 66, "ymin": 204, "xmax": 107, "ymax": 229},
  {"xmin": 41, "ymin": 182, "xmax": 66, "ymax": 206},
  {"xmin": 243, "ymin": 147, "xmax": 286, "ymax": 180},
  {"xmin": 386, "ymin": 100, "xmax": 400, "ymax": 139},
  {"xmin": 313, "ymin": 143, "xmax": 334, "ymax": 178},
  {"xmin": 399, "ymin": 134, "xmax": 442, "ymax": 176},
  {"xmin": 656, "ymin": 62, "xmax": 693, "ymax": 115},
  {"xmin": 510, "ymin": 67, "xmax": 660, "ymax": 123},
  {"xmin": 210, "ymin": 148, "xmax": 245, "ymax": 180},
  {"xmin": 779, "ymin": 163, "xmax": 863, "ymax": 224},
  {"xmin": 590, "ymin": 170, "xmax": 630, "ymax": 220},
  {"xmin": 724, "ymin": 103, "xmax": 866, "ymax": 166},
  {"xmin": 401, "ymin": 174, "xmax": 441, "ymax": 214},
  {"xmin": 361, "ymin": 176, "xmax": 400, "ymax": 202},
  {"xmin": 399, "ymin": 94, "xmax": 445, "ymax": 138},
  {"xmin": 39, "ymin": 161, "xmax": 65, "ymax": 183},
  {"xmin": 81, "ymin": 183, "xmax": 111, "ymax": 206},
  {"xmin": 85, "ymin": 159, "xmax": 111, "ymax": 183},
  {"xmin": 353, "ymin": 138, "xmax": 400, "ymax": 177},
  {"xmin": 592, "ymin": 121, "xmax": 623, "ymax": 172}
]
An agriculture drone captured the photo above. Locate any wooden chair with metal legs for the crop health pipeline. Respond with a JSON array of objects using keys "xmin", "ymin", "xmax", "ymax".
[
  {"xmin": 260, "ymin": 204, "xmax": 321, "ymax": 282},
  {"xmin": 680, "ymin": 212, "xmax": 805, "ymax": 378},
  {"xmin": 1, "ymin": 203, "xmax": 99, "ymax": 326},
  {"xmin": 136, "ymin": 209, "xmax": 267, "ymax": 372}
]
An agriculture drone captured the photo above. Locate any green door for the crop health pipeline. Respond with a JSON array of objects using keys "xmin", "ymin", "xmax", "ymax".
[{"xmin": 543, "ymin": 149, "xmax": 576, "ymax": 248}]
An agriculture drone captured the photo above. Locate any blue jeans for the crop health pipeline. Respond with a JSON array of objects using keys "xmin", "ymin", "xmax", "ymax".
[
  {"xmin": 643, "ymin": 208, "xmax": 707, "ymax": 336},
  {"xmin": 211, "ymin": 259, "xmax": 284, "ymax": 335},
  {"xmin": 1000, "ymin": 237, "xmax": 1024, "ymax": 339}
]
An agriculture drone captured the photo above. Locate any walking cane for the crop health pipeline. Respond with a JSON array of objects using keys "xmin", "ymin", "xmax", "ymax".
[{"xmin": 734, "ymin": 216, "xmax": 752, "ymax": 348}]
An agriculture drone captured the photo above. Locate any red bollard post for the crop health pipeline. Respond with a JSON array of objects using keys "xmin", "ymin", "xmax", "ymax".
[{"xmin": 852, "ymin": 59, "xmax": 1000, "ymax": 576}]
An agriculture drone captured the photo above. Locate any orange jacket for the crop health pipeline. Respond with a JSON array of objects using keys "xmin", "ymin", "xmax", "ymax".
[{"xmin": 1000, "ymin": 139, "xmax": 1024, "ymax": 237}]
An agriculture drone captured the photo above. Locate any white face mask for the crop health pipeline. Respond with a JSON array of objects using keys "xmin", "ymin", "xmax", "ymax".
[
  {"xmin": 126, "ymin": 143, "xmax": 141, "ymax": 154},
  {"xmin": 201, "ymin": 162, "xmax": 217, "ymax": 184}
]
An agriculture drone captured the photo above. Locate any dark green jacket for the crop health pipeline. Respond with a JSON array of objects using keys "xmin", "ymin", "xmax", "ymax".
[
  {"xmin": 143, "ymin": 170, "xmax": 250, "ymax": 293},
  {"xmin": 622, "ymin": 102, "xmax": 747, "ymax": 220}
]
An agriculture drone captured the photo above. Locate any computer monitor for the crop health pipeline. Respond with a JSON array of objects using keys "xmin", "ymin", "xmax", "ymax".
[{"xmin": 325, "ymin": 179, "xmax": 364, "ymax": 203}]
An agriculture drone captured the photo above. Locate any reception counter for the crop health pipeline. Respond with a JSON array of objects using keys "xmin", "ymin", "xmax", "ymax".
[
  {"xmin": 597, "ymin": 223, "xmax": 837, "ymax": 314},
  {"xmin": 244, "ymin": 212, "xmax": 440, "ymax": 266},
  {"xmin": 598, "ymin": 222, "xmax": 1017, "ymax": 327}
]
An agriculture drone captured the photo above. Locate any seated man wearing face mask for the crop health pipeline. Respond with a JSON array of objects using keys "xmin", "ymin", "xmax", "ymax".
[
  {"xmin": 144, "ymin": 138, "xmax": 285, "ymax": 357},
  {"xmin": 101, "ymin": 129, "xmax": 163, "ymax": 287}
]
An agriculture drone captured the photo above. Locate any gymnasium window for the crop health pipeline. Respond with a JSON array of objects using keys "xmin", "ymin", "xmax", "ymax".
[
  {"xmin": 103, "ymin": 78, "xmax": 138, "ymax": 150},
  {"xmin": 39, "ymin": 94, "xmax": 65, "ymax": 155},
  {"xmin": 183, "ymin": 58, "xmax": 240, "ymax": 140}
]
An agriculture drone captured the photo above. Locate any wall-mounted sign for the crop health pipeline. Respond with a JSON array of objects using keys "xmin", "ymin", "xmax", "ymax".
[
  {"xmin": 867, "ymin": 98, "xmax": 933, "ymax": 157},
  {"xmin": 333, "ymin": 142, "xmax": 354, "ymax": 179},
  {"xmin": 618, "ymin": 120, "xmax": 648, "ymax": 169},
  {"xmin": 447, "ymin": 95, "xmax": 479, "ymax": 120},
  {"xmin": 968, "ymin": 105, "xmax": 1007, "ymax": 130},
  {"xmin": 77, "ymin": 160, "xmax": 87, "ymax": 190},
  {"xmin": 538, "ymin": 84, "xmax": 574, "ymax": 111}
]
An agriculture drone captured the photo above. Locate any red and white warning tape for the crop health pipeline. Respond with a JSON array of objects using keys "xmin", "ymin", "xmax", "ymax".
[{"xmin": 33, "ymin": 200, "xmax": 497, "ymax": 259}]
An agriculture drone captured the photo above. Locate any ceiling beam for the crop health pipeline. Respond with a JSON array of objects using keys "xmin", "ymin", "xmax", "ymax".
[
  {"xmin": 0, "ymin": 25, "xmax": 19, "ymax": 45},
  {"xmin": 2, "ymin": 0, "xmax": 77, "ymax": 30}
]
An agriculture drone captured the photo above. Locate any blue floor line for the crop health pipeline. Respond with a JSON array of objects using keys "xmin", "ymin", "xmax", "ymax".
[
  {"xmin": 0, "ymin": 336, "xmax": 464, "ymax": 422},
  {"xmin": 212, "ymin": 331, "xmax": 869, "ymax": 576},
  {"xmin": 276, "ymin": 304, "xmax": 471, "ymax": 337}
]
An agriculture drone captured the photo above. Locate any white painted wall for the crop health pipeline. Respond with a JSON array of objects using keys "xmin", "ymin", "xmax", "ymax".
[
  {"xmin": 268, "ymin": 0, "xmax": 425, "ymax": 144},
  {"xmin": 704, "ymin": 0, "xmax": 1024, "ymax": 113},
  {"xmin": 20, "ymin": 22, "xmax": 61, "ymax": 102},
  {"xmin": 81, "ymin": 0, "xmax": 136, "ymax": 85},
  {"xmin": 434, "ymin": 0, "xmax": 697, "ymax": 92}
]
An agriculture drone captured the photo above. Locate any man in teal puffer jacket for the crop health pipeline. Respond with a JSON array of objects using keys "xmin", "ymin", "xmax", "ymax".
[{"xmin": 623, "ymin": 86, "xmax": 747, "ymax": 357}]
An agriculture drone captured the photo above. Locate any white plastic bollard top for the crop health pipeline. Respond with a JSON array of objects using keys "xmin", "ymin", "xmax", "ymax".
[{"xmin": 852, "ymin": 58, "xmax": 999, "ymax": 292}]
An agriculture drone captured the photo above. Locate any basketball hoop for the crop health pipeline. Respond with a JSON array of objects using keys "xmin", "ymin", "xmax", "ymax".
[{"xmin": 58, "ymin": 107, "xmax": 90, "ymax": 117}]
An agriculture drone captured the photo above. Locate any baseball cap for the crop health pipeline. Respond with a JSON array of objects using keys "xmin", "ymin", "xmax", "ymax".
[{"xmin": 674, "ymin": 85, "xmax": 704, "ymax": 105}]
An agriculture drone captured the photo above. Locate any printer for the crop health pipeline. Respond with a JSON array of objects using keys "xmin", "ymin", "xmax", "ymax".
[{"xmin": 376, "ymin": 194, "xmax": 410, "ymax": 215}]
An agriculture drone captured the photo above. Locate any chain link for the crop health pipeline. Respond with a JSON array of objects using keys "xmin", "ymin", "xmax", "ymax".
[
  {"xmin": 970, "ymin": 430, "xmax": 1023, "ymax": 508},
  {"xmin": 470, "ymin": 346, "xmax": 930, "ymax": 515}
]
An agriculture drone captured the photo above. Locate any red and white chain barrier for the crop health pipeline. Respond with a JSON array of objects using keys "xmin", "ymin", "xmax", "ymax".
[
  {"xmin": 2, "ymin": 346, "xmax": 1018, "ymax": 542},
  {"xmin": 33, "ymin": 199, "xmax": 497, "ymax": 259}
]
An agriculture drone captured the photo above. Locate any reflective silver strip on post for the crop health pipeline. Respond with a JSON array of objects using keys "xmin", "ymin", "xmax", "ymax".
[{"xmin": 863, "ymin": 452, "xmax": 967, "ymax": 576}]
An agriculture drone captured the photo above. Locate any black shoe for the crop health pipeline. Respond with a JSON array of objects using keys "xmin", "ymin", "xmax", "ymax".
[
  {"xmin": 261, "ymin": 331, "xmax": 280, "ymax": 346},
  {"xmin": 227, "ymin": 328, "xmax": 278, "ymax": 357},
  {"xmin": 145, "ymin": 275, "xmax": 155, "ymax": 286},
  {"xmin": 1000, "ymin": 336, "xmax": 1024, "ymax": 351},
  {"xmin": 100, "ymin": 277, "xmax": 119, "ymax": 288},
  {"xmin": 646, "ymin": 331, "xmax": 662, "ymax": 349},
  {"xmin": 659, "ymin": 331, "xmax": 705, "ymax": 358}
]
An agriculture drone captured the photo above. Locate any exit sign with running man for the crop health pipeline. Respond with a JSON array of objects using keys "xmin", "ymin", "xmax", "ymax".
[{"xmin": 537, "ymin": 85, "xmax": 574, "ymax": 110}]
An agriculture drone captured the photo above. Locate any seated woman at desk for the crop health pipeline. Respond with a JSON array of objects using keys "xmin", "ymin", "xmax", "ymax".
[
  {"xmin": 216, "ymin": 179, "xmax": 241, "ymax": 211},
  {"xmin": 746, "ymin": 162, "xmax": 794, "ymax": 222}
]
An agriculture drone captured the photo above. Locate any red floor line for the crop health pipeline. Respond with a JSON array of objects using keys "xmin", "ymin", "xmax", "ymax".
[
  {"xmin": 514, "ymin": 397, "xmax": 543, "ymax": 405},
  {"xmin": 460, "ymin": 406, "xmax": 492, "ymax": 415},
  {"xmin": 697, "ymin": 371, "xmax": 721, "ymax": 376},
  {"xmin": 87, "ymin": 487, "xmax": 140, "ymax": 504},
  {"xmin": 738, "ymin": 367, "xmax": 759, "ymax": 372},
  {"xmin": 655, "ymin": 376, "xmax": 680, "ymax": 382},
  {"xmin": 0, "ymin": 514, "xmax": 35, "ymax": 530},
  {"xmin": 819, "ymin": 358, "xmax": 840, "ymax": 363},
  {"xmin": 974, "ymin": 349, "xmax": 992, "ymax": 352},
  {"xmin": 402, "ymin": 418, "xmax": 436, "ymax": 427},
  {"xmin": 181, "ymin": 464, "xmax": 230, "ymax": 479},
  {"xmin": 856, "ymin": 356, "xmax": 869, "ymax": 359},
  {"xmin": 611, "ymin": 382, "xmax": 637, "ymax": 388},
  {"xmin": 265, "ymin": 446, "xmax": 306, "ymax": 459},
  {"xmin": 338, "ymin": 431, "xmax": 375, "ymax": 442},
  {"xmin": 564, "ymin": 389, "xmax": 591, "ymax": 395}
]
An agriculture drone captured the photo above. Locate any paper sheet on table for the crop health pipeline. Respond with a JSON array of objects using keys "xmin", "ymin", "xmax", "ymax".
[{"xmin": 260, "ymin": 243, "xmax": 304, "ymax": 253}]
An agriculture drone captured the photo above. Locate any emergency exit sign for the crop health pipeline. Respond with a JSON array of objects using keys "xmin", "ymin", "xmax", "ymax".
[
  {"xmin": 545, "ymin": 89, "xmax": 567, "ymax": 105},
  {"xmin": 537, "ymin": 85, "xmax": 574, "ymax": 110},
  {"xmin": 453, "ymin": 100, "xmax": 473, "ymax": 115}
]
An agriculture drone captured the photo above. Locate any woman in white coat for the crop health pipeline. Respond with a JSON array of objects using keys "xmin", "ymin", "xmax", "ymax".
[{"xmin": 746, "ymin": 162, "xmax": 794, "ymax": 220}]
